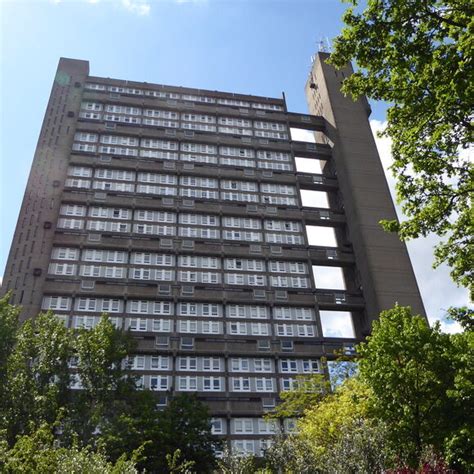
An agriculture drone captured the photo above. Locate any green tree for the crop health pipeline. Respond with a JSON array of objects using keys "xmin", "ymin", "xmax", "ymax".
[
  {"xmin": 329, "ymin": 0, "xmax": 474, "ymax": 293},
  {"xmin": 99, "ymin": 393, "xmax": 218, "ymax": 473},
  {"xmin": 358, "ymin": 305, "xmax": 473, "ymax": 468},
  {"xmin": 263, "ymin": 377, "xmax": 387, "ymax": 473},
  {"xmin": 0, "ymin": 293, "xmax": 20, "ymax": 421},
  {"xmin": 2, "ymin": 312, "xmax": 74, "ymax": 444},
  {"xmin": 268, "ymin": 374, "xmax": 329, "ymax": 419},
  {"xmin": 149, "ymin": 393, "xmax": 218, "ymax": 473},
  {"xmin": 0, "ymin": 423, "xmax": 140, "ymax": 474},
  {"xmin": 71, "ymin": 315, "xmax": 137, "ymax": 443}
]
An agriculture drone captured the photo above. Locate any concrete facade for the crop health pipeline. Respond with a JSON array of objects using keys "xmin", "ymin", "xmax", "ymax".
[{"xmin": 2, "ymin": 55, "xmax": 424, "ymax": 455}]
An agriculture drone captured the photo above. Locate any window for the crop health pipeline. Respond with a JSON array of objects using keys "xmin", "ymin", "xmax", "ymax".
[
  {"xmin": 180, "ymin": 188, "xmax": 218, "ymax": 199},
  {"xmin": 129, "ymin": 268, "xmax": 174, "ymax": 281},
  {"xmin": 143, "ymin": 108, "xmax": 178, "ymax": 119},
  {"xmin": 219, "ymin": 146, "xmax": 254, "ymax": 158},
  {"xmin": 180, "ymin": 176, "xmax": 218, "ymax": 188},
  {"xmin": 74, "ymin": 132, "xmax": 98, "ymax": 142},
  {"xmin": 80, "ymin": 265, "xmax": 125, "ymax": 279},
  {"xmin": 152, "ymin": 319, "xmax": 172, "ymax": 332},
  {"xmin": 178, "ymin": 256, "xmax": 220, "ymax": 269},
  {"xmin": 254, "ymin": 358, "xmax": 272, "ymax": 372},
  {"xmin": 181, "ymin": 337, "xmax": 194, "ymax": 350},
  {"xmin": 232, "ymin": 440, "xmax": 255, "ymax": 456},
  {"xmin": 94, "ymin": 169, "xmax": 135, "ymax": 181},
  {"xmin": 274, "ymin": 307, "xmax": 315, "ymax": 321},
  {"xmin": 132, "ymin": 224, "xmax": 175, "ymax": 236},
  {"xmin": 302, "ymin": 360, "xmax": 320, "ymax": 373},
  {"xmin": 203, "ymin": 377, "xmax": 223, "ymax": 391},
  {"xmin": 87, "ymin": 221, "xmax": 130, "ymax": 233},
  {"xmin": 131, "ymin": 355, "xmax": 145, "ymax": 370},
  {"xmin": 74, "ymin": 316, "xmax": 97, "ymax": 329},
  {"xmin": 233, "ymin": 419, "xmax": 254, "ymax": 434},
  {"xmin": 211, "ymin": 418, "xmax": 224, "ymax": 435},
  {"xmin": 220, "ymin": 157, "xmax": 255, "ymax": 170},
  {"xmin": 178, "ymin": 357, "xmax": 197, "ymax": 371},
  {"xmin": 258, "ymin": 419, "xmax": 278, "ymax": 434},
  {"xmin": 221, "ymin": 192, "xmax": 259, "ymax": 203},
  {"xmin": 105, "ymin": 105, "xmax": 141, "ymax": 115},
  {"xmin": 41, "ymin": 296, "xmax": 71, "ymax": 311},
  {"xmin": 82, "ymin": 249, "xmax": 127, "ymax": 263},
  {"xmin": 281, "ymin": 378, "xmax": 297, "ymax": 391},
  {"xmin": 180, "ymin": 153, "xmax": 217, "ymax": 164},
  {"xmin": 222, "ymin": 216, "xmax": 260, "ymax": 229},
  {"xmin": 51, "ymin": 247, "xmax": 80, "ymax": 260},
  {"xmin": 201, "ymin": 321, "xmax": 221, "ymax": 334},
  {"xmin": 75, "ymin": 298, "xmax": 121, "ymax": 313},
  {"xmin": 179, "ymin": 213, "xmax": 219, "ymax": 226},
  {"xmin": 150, "ymin": 376, "xmax": 169, "ymax": 391},
  {"xmin": 178, "ymin": 320, "xmax": 198, "ymax": 333},
  {"xmin": 230, "ymin": 358, "xmax": 250, "ymax": 372},
  {"xmin": 128, "ymin": 318, "xmax": 148, "ymax": 332},
  {"xmin": 141, "ymin": 138, "xmax": 178, "ymax": 150},
  {"xmin": 225, "ymin": 274, "xmax": 266, "ymax": 286},
  {"xmin": 178, "ymin": 227, "xmax": 219, "ymax": 239},
  {"xmin": 270, "ymin": 276, "xmax": 310, "ymax": 289},
  {"xmin": 140, "ymin": 149, "xmax": 178, "ymax": 160},
  {"xmin": 229, "ymin": 322, "xmax": 248, "ymax": 336},
  {"xmin": 221, "ymin": 180, "xmax": 258, "ymax": 192},
  {"xmin": 252, "ymin": 102, "xmax": 284, "ymax": 111},
  {"xmin": 232, "ymin": 377, "xmax": 251, "ymax": 392},
  {"xmin": 137, "ymin": 173, "xmax": 177, "ymax": 185},
  {"xmin": 68, "ymin": 166, "xmax": 92, "ymax": 177},
  {"xmin": 225, "ymin": 259, "xmax": 265, "ymax": 272},
  {"xmin": 223, "ymin": 230, "xmax": 262, "ymax": 242},
  {"xmin": 57, "ymin": 218, "xmax": 84, "ymax": 230},
  {"xmin": 266, "ymin": 233, "xmax": 304, "ymax": 245},
  {"xmin": 81, "ymin": 100, "xmax": 103, "ymax": 110},
  {"xmin": 178, "ymin": 271, "xmax": 220, "ymax": 284},
  {"xmin": 257, "ymin": 150, "xmax": 291, "ymax": 162},
  {"xmin": 104, "ymin": 114, "xmax": 141, "ymax": 124},
  {"xmin": 226, "ymin": 305, "xmax": 268, "ymax": 319},
  {"xmin": 127, "ymin": 300, "xmax": 173, "ymax": 315},
  {"xmin": 177, "ymin": 303, "xmax": 221, "ymax": 318},
  {"xmin": 255, "ymin": 378, "xmax": 274, "ymax": 392},
  {"xmin": 180, "ymin": 142, "xmax": 216, "ymax": 154},
  {"xmin": 250, "ymin": 323, "xmax": 270, "ymax": 336},
  {"xmin": 178, "ymin": 376, "xmax": 197, "ymax": 391},
  {"xmin": 136, "ymin": 184, "xmax": 177, "ymax": 196},
  {"xmin": 280, "ymin": 359, "xmax": 298, "ymax": 373}
]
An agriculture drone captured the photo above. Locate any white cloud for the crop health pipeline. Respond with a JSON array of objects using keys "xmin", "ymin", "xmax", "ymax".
[
  {"xmin": 320, "ymin": 311, "xmax": 355, "ymax": 338},
  {"xmin": 290, "ymin": 128, "xmax": 316, "ymax": 143},
  {"xmin": 370, "ymin": 119, "xmax": 470, "ymax": 333},
  {"xmin": 50, "ymin": 0, "xmax": 151, "ymax": 15},
  {"xmin": 121, "ymin": 0, "xmax": 151, "ymax": 15}
]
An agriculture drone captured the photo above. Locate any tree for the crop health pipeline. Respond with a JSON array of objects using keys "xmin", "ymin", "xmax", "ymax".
[
  {"xmin": 70, "ymin": 315, "xmax": 137, "ymax": 444},
  {"xmin": 2, "ymin": 312, "xmax": 74, "ymax": 444},
  {"xmin": 357, "ymin": 305, "xmax": 473, "ymax": 469},
  {"xmin": 268, "ymin": 374, "xmax": 329, "ymax": 419},
  {"xmin": 0, "ymin": 423, "xmax": 140, "ymax": 474},
  {"xmin": 328, "ymin": 0, "xmax": 474, "ymax": 294},
  {"xmin": 99, "ymin": 393, "xmax": 219, "ymax": 473},
  {"xmin": 151, "ymin": 393, "xmax": 219, "ymax": 473},
  {"xmin": 0, "ymin": 293, "xmax": 20, "ymax": 425}
]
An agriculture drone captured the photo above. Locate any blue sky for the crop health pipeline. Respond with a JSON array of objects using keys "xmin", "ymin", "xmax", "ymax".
[{"xmin": 0, "ymin": 0, "xmax": 469, "ymax": 330}]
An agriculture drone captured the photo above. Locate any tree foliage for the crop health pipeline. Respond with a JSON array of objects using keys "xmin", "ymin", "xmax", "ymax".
[
  {"xmin": 0, "ymin": 424, "xmax": 140, "ymax": 474},
  {"xmin": 329, "ymin": 0, "xmax": 474, "ymax": 293},
  {"xmin": 99, "ymin": 393, "xmax": 219, "ymax": 473},
  {"xmin": 358, "ymin": 305, "xmax": 473, "ymax": 470},
  {"xmin": 0, "ymin": 298, "xmax": 218, "ymax": 472},
  {"xmin": 263, "ymin": 305, "xmax": 473, "ymax": 473}
]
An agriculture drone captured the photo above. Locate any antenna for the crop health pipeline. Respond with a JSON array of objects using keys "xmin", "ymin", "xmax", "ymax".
[{"xmin": 316, "ymin": 37, "xmax": 332, "ymax": 53}]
